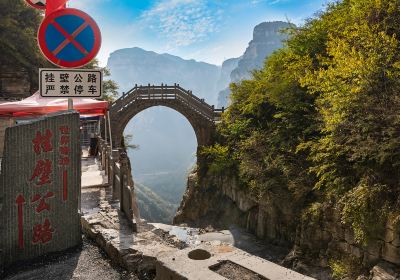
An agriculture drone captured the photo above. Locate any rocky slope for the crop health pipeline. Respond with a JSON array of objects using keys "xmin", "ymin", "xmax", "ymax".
[
  {"xmin": 174, "ymin": 170, "xmax": 400, "ymax": 279},
  {"xmin": 218, "ymin": 21, "xmax": 292, "ymax": 107},
  {"xmin": 134, "ymin": 181, "xmax": 176, "ymax": 223}
]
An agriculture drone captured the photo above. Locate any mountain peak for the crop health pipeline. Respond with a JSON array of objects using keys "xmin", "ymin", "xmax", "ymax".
[{"xmin": 230, "ymin": 21, "xmax": 294, "ymax": 83}]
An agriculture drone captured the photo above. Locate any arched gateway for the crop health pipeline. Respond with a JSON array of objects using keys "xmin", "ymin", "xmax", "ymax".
[{"xmin": 109, "ymin": 84, "xmax": 223, "ymax": 148}]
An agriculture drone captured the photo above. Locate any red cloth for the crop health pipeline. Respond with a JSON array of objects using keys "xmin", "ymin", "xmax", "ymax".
[{"xmin": 0, "ymin": 92, "xmax": 108, "ymax": 117}]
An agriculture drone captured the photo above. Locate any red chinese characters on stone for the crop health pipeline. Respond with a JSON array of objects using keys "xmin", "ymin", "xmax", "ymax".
[
  {"xmin": 21, "ymin": 129, "xmax": 57, "ymax": 249},
  {"xmin": 32, "ymin": 129, "xmax": 53, "ymax": 155},
  {"xmin": 32, "ymin": 218, "xmax": 54, "ymax": 244},
  {"xmin": 31, "ymin": 192, "xmax": 55, "ymax": 213},
  {"xmin": 59, "ymin": 146, "xmax": 70, "ymax": 156},
  {"xmin": 60, "ymin": 135, "xmax": 70, "ymax": 145},
  {"xmin": 58, "ymin": 126, "xmax": 70, "ymax": 167},
  {"xmin": 30, "ymin": 159, "xmax": 52, "ymax": 186},
  {"xmin": 59, "ymin": 126, "xmax": 70, "ymax": 135},
  {"xmin": 59, "ymin": 157, "xmax": 70, "ymax": 166}
]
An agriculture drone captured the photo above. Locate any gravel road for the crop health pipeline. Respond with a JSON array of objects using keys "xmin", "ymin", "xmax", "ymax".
[{"xmin": 2, "ymin": 236, "xmax": 140, "ymax": 280}]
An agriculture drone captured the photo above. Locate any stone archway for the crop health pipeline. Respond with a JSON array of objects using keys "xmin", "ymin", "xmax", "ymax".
[{"xmin": 109, "ymin": 84, "xmax": 222, "ymax": 149}]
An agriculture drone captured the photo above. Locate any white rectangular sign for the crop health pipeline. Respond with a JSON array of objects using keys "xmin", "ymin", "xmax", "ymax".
[{"xmin": 39, "ymin": 68, "xmax": 102, "ymax": 98}]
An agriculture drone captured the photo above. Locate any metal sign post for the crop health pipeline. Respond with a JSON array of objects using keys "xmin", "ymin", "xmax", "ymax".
[{"xmin": 68, "ymin": 98, "xmax": 73, "ymax": 110}]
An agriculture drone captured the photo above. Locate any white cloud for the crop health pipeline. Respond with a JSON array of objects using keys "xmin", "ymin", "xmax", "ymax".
[
  {"xmin": 251, "ymin": 0, "xmax": 285, "ymax": 5},
  {"xmin": 140, "ymin": 0, "xmax": 222, "ymax": 49}
]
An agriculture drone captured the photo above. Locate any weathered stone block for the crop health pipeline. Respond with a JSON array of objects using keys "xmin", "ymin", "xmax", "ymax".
[
  {"xmin": 365, "ymin": 240, "xmax": 383, "ymax": 259},
  {"xmin": 349, "ymin": 245, "xmax": 363, "ymax": 259},
  {"xmin": 345, "ymin": 228, "xmax": 356, "ymax": 245},
  {"xmin": 385, "ymin": 227, "xmax": 400, "ymax": 247},
  {"xmin": 382, "ymin": 242, "xmax": 400, "ymax": 265},
  {"xmin": 370, "ymin": 262, "xmax": 399, "ymax": 280},
  {"xmin": 0, "ymin": 111, "xmax": 81, "ymax": 268}
]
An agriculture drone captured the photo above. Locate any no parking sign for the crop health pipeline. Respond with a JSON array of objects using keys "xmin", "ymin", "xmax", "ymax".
[{"xmin": 38, "ymin": 8, "xmax": 102, "ymax": 68}]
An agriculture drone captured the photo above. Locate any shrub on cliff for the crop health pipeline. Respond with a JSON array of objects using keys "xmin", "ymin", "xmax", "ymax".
[{"xmin": 210, "ymin": 0, "xmax": 400, "ymax": 245}]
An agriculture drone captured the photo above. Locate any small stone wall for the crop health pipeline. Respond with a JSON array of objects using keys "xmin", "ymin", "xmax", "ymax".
[{"xmin": 297, "ymin": 207, "xmax": 400, "ymax": 266}]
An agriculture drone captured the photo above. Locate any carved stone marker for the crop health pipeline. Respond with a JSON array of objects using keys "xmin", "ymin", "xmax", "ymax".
[{"xmin": 0, "ymin": 111, "xmax": 81, "ymax": 268}]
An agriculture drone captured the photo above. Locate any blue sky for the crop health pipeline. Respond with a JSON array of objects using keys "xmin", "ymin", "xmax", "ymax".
[{"xmin": 69, "ymin": 0, "xmax": 334, "ymax": 66}]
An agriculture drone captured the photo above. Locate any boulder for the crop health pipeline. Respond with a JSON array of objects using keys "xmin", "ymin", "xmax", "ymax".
[{"xmin": 370, "ymin": 262, "xmax": 399, "ymax": 280}]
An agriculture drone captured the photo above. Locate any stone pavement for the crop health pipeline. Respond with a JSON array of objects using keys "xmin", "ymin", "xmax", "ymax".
[
  {"xmin": 81, "ymin": 186, "xmax": 179, "ymax": 276},
  {"xmin": 80, "ymin": 156, "xmax": 315, "ymax": 280},
  {"xmin": 81, "ymin": 151, "xmax": 109, "ymax": 188},
  {"xmin": 157, "ymin": 244, "xmax": 315, "ymax": 280}
]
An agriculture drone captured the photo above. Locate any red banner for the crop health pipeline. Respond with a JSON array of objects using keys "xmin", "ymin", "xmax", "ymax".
[{"xmin": 46, "ymin": 0, "xmax": 68, "ymax": 16}]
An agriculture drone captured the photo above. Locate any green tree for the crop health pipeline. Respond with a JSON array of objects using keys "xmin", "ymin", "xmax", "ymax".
[
  {"xmin": 209, "ymin": 0, "xmax": 400, "ymax": 246},
  {"xmin": 85, "ymin": 59, "xmax": 119, "ymax": 102},
  {"xmin": 0, "ymin": 0, "xmax": 47, "ymax": 90},
  {"xmin": 101, "ymin": 67, "xmax": 119, "ymax": 102}
]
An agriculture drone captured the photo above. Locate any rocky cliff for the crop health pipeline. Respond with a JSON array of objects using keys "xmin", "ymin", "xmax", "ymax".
[
  {"xmin": 231, "ymin": 21, "xmax": 291, "ymax": 82},
  {"xmin": 174, "ymin": 171, "xmax": 400, "ymax": 278},
  {"xmin": 218, "ymin": 21, "xmax": 292, "ymax": 107},
  {"xmin": 216, "ymin": 57, "xmax": 241, "ymax": 108}
]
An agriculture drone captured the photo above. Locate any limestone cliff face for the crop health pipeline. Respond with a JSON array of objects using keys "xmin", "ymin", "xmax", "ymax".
[
  {"xmin": 231, "ymin": 21, "xmax": 291, "ymax": 82},
  {"xmin": 175, "ymin": 171, "xmax": 400, "ymax": 272},
  {"xmin": 217, "ymin": 57, "xmax": 241, "ymax": 91},
  {"xmin": 174, "ymin": 173, "xmax": 248, "ymax": 230},
  {"xmin": 174, "ymin": 171, "xmax": 302, "ymax": 246},
  {"xmin": 217, "ymin": 21, "xmax": 292, "ymax": 107},
  {"xmin": 216, "ymin": 57, "xmax": 240, "ymax": 108}
]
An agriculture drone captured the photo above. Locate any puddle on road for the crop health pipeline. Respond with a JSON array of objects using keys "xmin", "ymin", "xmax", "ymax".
[{"xmin": 168, "ymin": 226, "xmax": 201, "ymax": 246}]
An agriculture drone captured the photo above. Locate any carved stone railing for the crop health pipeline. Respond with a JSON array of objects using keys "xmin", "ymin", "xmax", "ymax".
[
  {"xmin": 109, "ymin": 84, "xmax": 225, "ymax": 148},
  {"xmin": 97, "ymin": 135, "xmax": 139, "ymax": 231},
  {"xmin": 111, "ymin": 83, "xmax": 224, "ymax": 122}
]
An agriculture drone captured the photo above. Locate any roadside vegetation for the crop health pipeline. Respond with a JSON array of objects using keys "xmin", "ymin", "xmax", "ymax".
[{"xmin": 202, "ymin": 0, "xmax": 400, "ymax": 251}]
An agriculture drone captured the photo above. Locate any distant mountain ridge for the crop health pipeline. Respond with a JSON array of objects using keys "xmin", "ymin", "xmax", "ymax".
[{"xmin": 108, "ymin": 47, "xmax": 221, "ymax": 105}]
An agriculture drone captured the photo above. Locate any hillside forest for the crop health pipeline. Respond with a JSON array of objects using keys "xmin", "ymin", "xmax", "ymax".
[{"xmin": 201, "ymin": 0, "xmax": 400, "ymax": 275}]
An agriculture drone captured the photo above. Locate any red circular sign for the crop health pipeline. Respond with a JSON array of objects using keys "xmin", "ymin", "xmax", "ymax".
[
  {"xmin": 26, "ymin": 0, "xmax": 46, "ymax": 10},
  {"xmin": 38, "ymin": 8, "xmax": 101, "ymax": 68}
]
